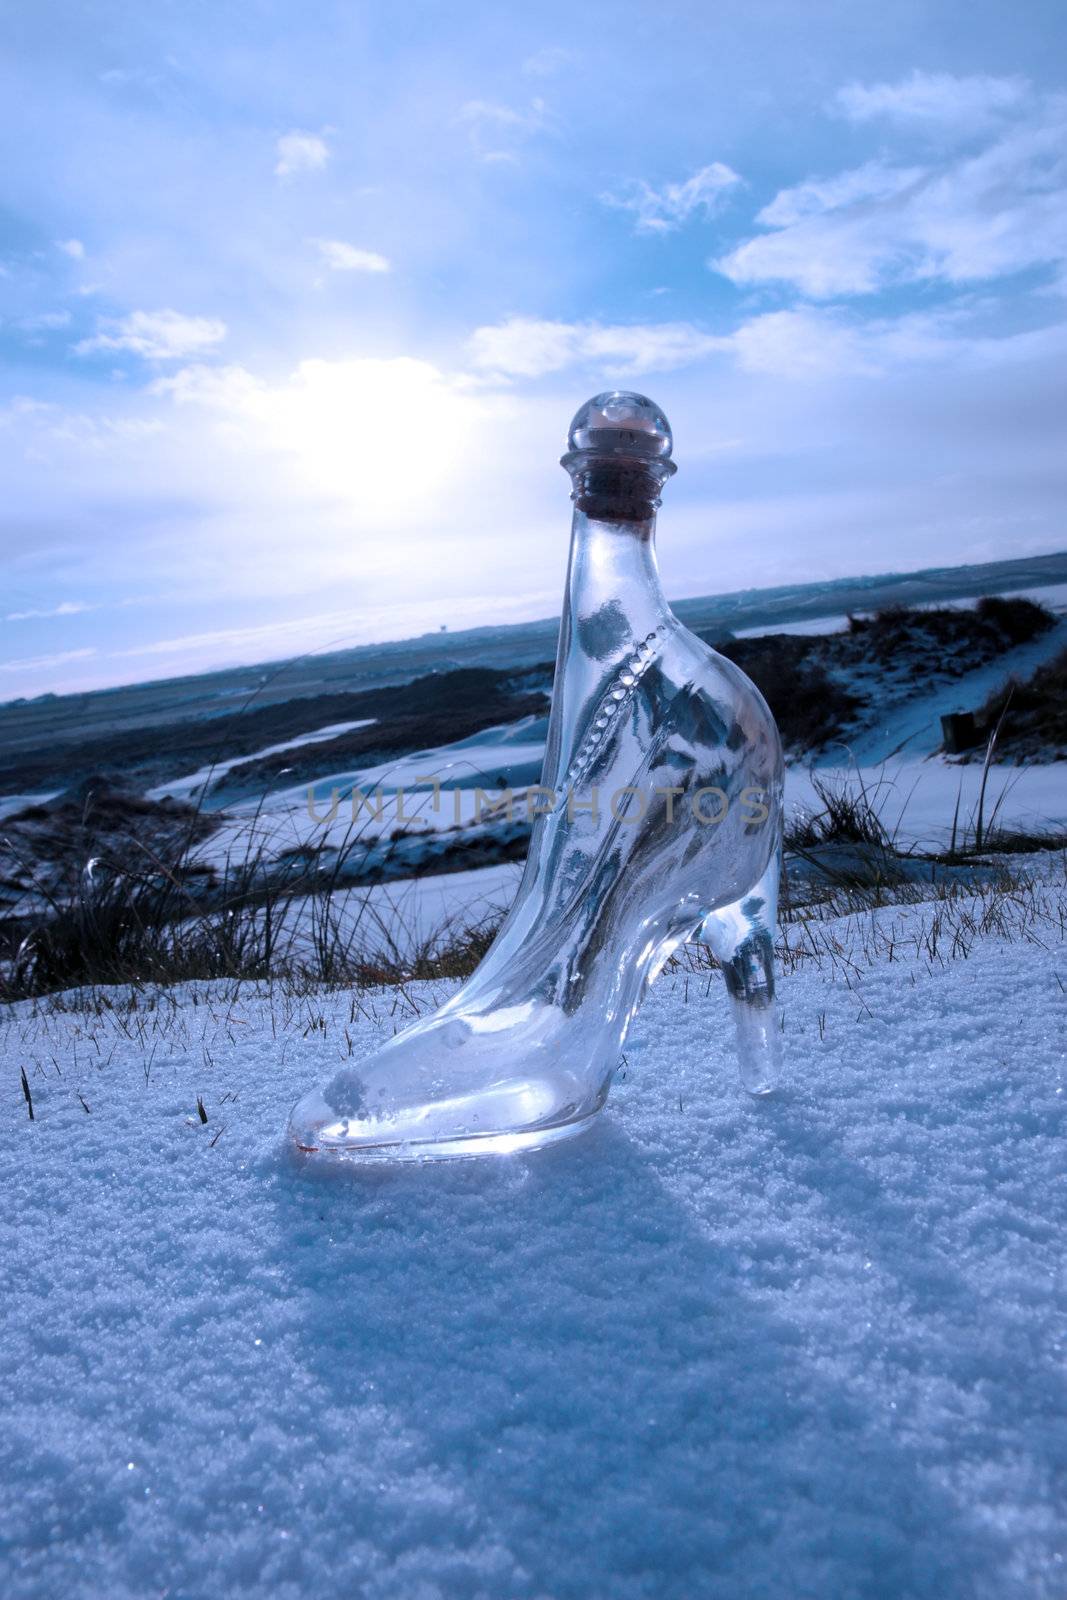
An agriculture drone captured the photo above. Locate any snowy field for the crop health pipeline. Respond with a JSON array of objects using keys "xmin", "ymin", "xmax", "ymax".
[
  {"xmin": 188, "ymin": 757, "xmax": 1067, "ymax": 967},
  {"xmin": 2, "ymin": 881, "xmax": 1065, "ymax": 1599}
]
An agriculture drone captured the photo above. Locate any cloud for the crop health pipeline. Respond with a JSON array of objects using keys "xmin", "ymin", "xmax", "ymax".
[
  {"xmin": 467, "ymin": 301, "xmax": 1067, "ymax": 387},
  {"xmin": 725, "ymin": 303, "xmax": 1067, "ymax": 379},
  {"xmin": 0, "ymin": 647, "xmax": 97, "ymax": 674},
  {"xmin": 274, "ymin": 130, "xmax": 330, "ymax": 179},
  {"xmin": 17, "ymin": 310, "xmax": 73, "ymax": 333},
  {"xmin": 5, "ymin": 599, "xmax": 93, "ymax": 622},
  {"xmin": 715, "ymin": 88, "xmax": 1067, "ymax": 297},
  {"xmin": 457, "ymin": 98, "xmax": 547, "ymax": 161},
  {"xmin": 755, "ymin": 160, "xmax": 926, "ymax": 229},
  {"xmin": 602, "ymin": 163, "xmax": 742, "ymax": 233},
  {"xmin": 0, "ymin": 394, "xmax": 166, "ymax": 452},
  {"xmin": 56, "ymin": 238, "xmax": 85, "ymax": 259},
  {"xmin": 727, "ymin": 309, "xmax": 876, "ymax": 377},
  {"xmin": 75, "ymin": 309, "xmax": 227, "ymax": 360},
  {"xmin": 522, "ymin": 47, "xmax": 571, "ymax": 77},
  {"xmin": 0, "ymin": 396, "xmax": 53, "ymax": 424},
  {"xmin": 463, "ymin": 309, "xmax": 854, "ymax": 385},
  {"xmin": 313, "ymin": 239, "xmax": 391, "ymax": 273},
  {"xmin": 467, "ymin": 315, "xmax": 726, "ymax": 377},
  {"xmin": 835, "ymin": 69, "xmax": 1030, "ymax": 133},
  {"xmin": 6, "ymin": 301, "xmax": 1066, "ymax": 698}
]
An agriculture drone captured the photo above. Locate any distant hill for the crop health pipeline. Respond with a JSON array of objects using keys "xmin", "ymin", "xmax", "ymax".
[{"xmin": 2, "ymin": 549, "xmax": 1065, "ymax": 765}]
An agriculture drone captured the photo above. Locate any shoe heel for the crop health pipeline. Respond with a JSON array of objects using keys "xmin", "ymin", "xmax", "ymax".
[{"xmin": 694, "ymin": 854, "xmax": 782, "ymax": 1096}]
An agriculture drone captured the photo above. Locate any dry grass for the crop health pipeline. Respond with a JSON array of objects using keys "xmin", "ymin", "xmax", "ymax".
[{"xmin": 3, "ymin": 758, "xmax": 1064, "ymax": 1008}]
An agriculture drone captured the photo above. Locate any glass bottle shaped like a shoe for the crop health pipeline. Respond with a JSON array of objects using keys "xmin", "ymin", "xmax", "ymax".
[{"xmin": 289, "ymin": 392, "xmax": 784, "ymax": 1162}]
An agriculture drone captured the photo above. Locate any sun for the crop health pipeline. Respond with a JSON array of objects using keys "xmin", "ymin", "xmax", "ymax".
[{"xmin": 256, "ymin": 356, "xmax": 477, "ymax": 519}]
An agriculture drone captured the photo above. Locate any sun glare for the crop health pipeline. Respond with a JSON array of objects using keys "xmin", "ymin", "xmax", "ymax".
[{"xmin": 256, "ymin": 356, "xmax": 477, "ymax": 518}]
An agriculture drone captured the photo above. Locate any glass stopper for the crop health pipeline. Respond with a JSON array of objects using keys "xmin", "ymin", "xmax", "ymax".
[{"xmin": 567, "ymin": 391, "xmax": 673, "ymax": 461}]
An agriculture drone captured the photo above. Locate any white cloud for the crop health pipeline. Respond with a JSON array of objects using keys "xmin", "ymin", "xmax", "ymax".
[
  {"xmin": 467, "ymin": 301, "xmax": 1067, "ymax": 387},
  {"xmin": 603, "ymin": 163, "xmax": 742, "ymax": 233},
  {"xmin": 458, "ymin": 98, "xmax": 547, "ymax": 161},
  {"xmin": 835, "ymin": 70, "xmax": 1029, "ymax": 133},
  {"xmin": 715, "ymin": 90, "xmax": 1067, "ymax": 297},
  {"xmin": 151, "ymin": 363, "xmax": 262, "ymax": 409},
  {"xmin": 756, "ymin": 160, "xmax": 926, "ymax": 228},
  {"xmin": 0, "ymin": 394, "xmax": 166, "ymax": 452},
  {"xmin": 522, "ymin": 47, "xmax": 571, "ymax": 77},
  {"xmin": 467, "ymin": 318, "xmax": 581, "ymax": 378},
  {"xmin": 723, "ymin": 303, "xmax": 1067, "ymax": 379},
  {"xmin": 6, "ymin": 303, "xmax": 1067, "ymax": 698},
  {"xmin": 56, "ymin": 238, "xmax": 85, "ymax": 259},
  {"xmin": 727, "ymin": 309, "xmax": 876, "ymax": 377},
  {"xmin": 313, "ymin": 239, "xmax": 391, "ymax": 274},
  {"xmin": 459, "ymin": 99, "xmax": 527, "ymax": 129},
  {"xmin": 0, "ymin": 647, "xmax": 97, "ymax": 674},
  {"xmin": 467, "ymin": 315, "xmax": 726, "ymax": 377},
  {"xmin": 716, "ymin": 177, "xmax": 923, "ymax": 296},
  {"xmin": 274, "ymin": 130, "xmax": 330, "ymax": 179},
  {"xmin": 5, "ymin": 599, "xmax": 92, "ymax": 622},
  {"xmin": 18, "ymin": 310, "xmax": 73, "ymax": 333},
  {"xmin": 75, "ymin": 309, "xmax": 227, "ymax": 361}
]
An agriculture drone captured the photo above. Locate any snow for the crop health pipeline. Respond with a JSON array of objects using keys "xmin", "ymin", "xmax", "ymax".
[
  {"xmin": 0, "ymin": 792, "xmax": 60, "ymax": 822},
  {"xmin": 3, "ymin": 884, "xmax": 1066, "ymax": 1599},
  {"xmin": 259, "ymin": 719, "xmax": 550, "ymax": 814},
  {"xmin": 190, "ymin": 756, "xmax": 1066, "ymax": 940},
  {"xmin": 789, "ymin": 759, "xmax": 1067, "ymax": 852},
  {"xmin": 842, "ymin": 617, "xmax": 1067, "ymax": 765},
  {"xmin": 146, "ymin": 719, "xmax": 378, "ymax": 804},
  {"xmin": 201, "ymin": 612, "xmax": 1067, "ymax": 877},
  {"xmin": 285, "ymin": 862, "xmax": 524, "ymax": 963},
  {"xmin": 733, "ymin": 614, "xmax": 850, "ymax": 638}
]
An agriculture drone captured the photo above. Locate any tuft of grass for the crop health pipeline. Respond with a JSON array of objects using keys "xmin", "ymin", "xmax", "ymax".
[
  {"xmin": 0, "ymin": 792, "xmax": 512, "ymax": 1002},
  {"xmin": 785, "ymin": 771, "xmax": 893, "ymax": 853}
]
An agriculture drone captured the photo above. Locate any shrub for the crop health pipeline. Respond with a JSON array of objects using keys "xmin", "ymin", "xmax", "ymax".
[
  {"xmin": 714, "ymin": 635, "xmax": 862, "ymax": 754},
  {"xmin": 976, "ymin": 645, "xmax": 1067, "ymax": 760},
  {"xmin": 974, "ymin": 595, "xmax": 1056, "ymax": 646}
]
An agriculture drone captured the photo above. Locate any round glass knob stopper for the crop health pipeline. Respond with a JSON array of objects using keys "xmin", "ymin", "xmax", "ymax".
[{"xmin": 567, "ymin": 391, "xmax": 673, "ymax": 461}]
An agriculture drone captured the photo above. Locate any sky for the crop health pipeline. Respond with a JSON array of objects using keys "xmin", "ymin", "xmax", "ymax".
[{"xmin": 1, "ymin": 0, "xmax": 1065, "ymax": 700}]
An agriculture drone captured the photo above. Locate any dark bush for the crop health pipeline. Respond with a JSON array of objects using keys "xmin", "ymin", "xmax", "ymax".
[
  {"xmin": 715, "ymin": 635, "xmax": 862, "ymax": 754},
  {"xmin": 844, "ymin": 598, "xmax": 1055, "ymax": 668},
  {"xmin": 974, "ymin": 595, "xmax": 1056, "ymax": 646},
  {"xmin": 977, "ymin": 645, "xmax": 1067, "ymax": 760},
  {"xmin": 0, "ymin": 664, "xmax": 552, "ymax": 797}
]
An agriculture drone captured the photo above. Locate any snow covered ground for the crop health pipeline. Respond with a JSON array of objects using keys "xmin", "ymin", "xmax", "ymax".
[
  {"xmin": 145, "ymin": 719, "xmax": 378, "ymax": 804},
  {"xmin": 2, "ymin": 881, "xmax": 1065, "ymax": 1599},
  {"xmin": 788, "ymin": 758, "xmax": 1067, "ymax": 852},
  {"xmin": 284, "ymin": 861, "xmax": 525, "ymax": 962},
  {"xmin": 733, "ymin": 614, "xmax": 851, "ymax": 638},
  {"xmin": 0, "ymin": 791, "xmax": 60, "ymax": 823},
  {"xmin": 184, "ymin": 757, "xmax": 1067, "ymax": 964},
  {"xmin": 842, "ymin": 615, "xmax": 1067, "ymax": 765}
]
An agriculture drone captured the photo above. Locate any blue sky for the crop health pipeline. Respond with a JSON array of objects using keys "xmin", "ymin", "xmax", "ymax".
[{"xmin": 2, "ymin": 0, "xmax": 1065, "ymax": 698}]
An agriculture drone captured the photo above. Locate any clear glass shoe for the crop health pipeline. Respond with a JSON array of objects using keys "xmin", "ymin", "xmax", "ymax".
[{"xmin": 289, "ymin": 391, "xmax": 784, "ymax": 1161}]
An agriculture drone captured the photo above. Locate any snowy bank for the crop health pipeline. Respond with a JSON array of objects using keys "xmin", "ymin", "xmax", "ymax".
[{"xmin": 2, "ymin": 883, "xmax": 1065, "ymax": 1599}]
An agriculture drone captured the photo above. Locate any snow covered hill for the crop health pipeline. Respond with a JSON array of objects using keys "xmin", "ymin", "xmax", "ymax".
[{"xmin": 2, "ymin": 879, "xmax": 1065, "ymax": 1599}]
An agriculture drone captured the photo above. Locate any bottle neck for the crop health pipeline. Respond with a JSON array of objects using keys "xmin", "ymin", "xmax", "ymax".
[
  {"xmin": 558, "ymin": 449, "xmax": 675, "ymax": 636},
  {"xmin": 541, "ymin": 505, "xmax": 672, "ymax": 791},
  {"xmin": 564, "ymin": 506, "xmax": 670, "ymax": 640}
]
